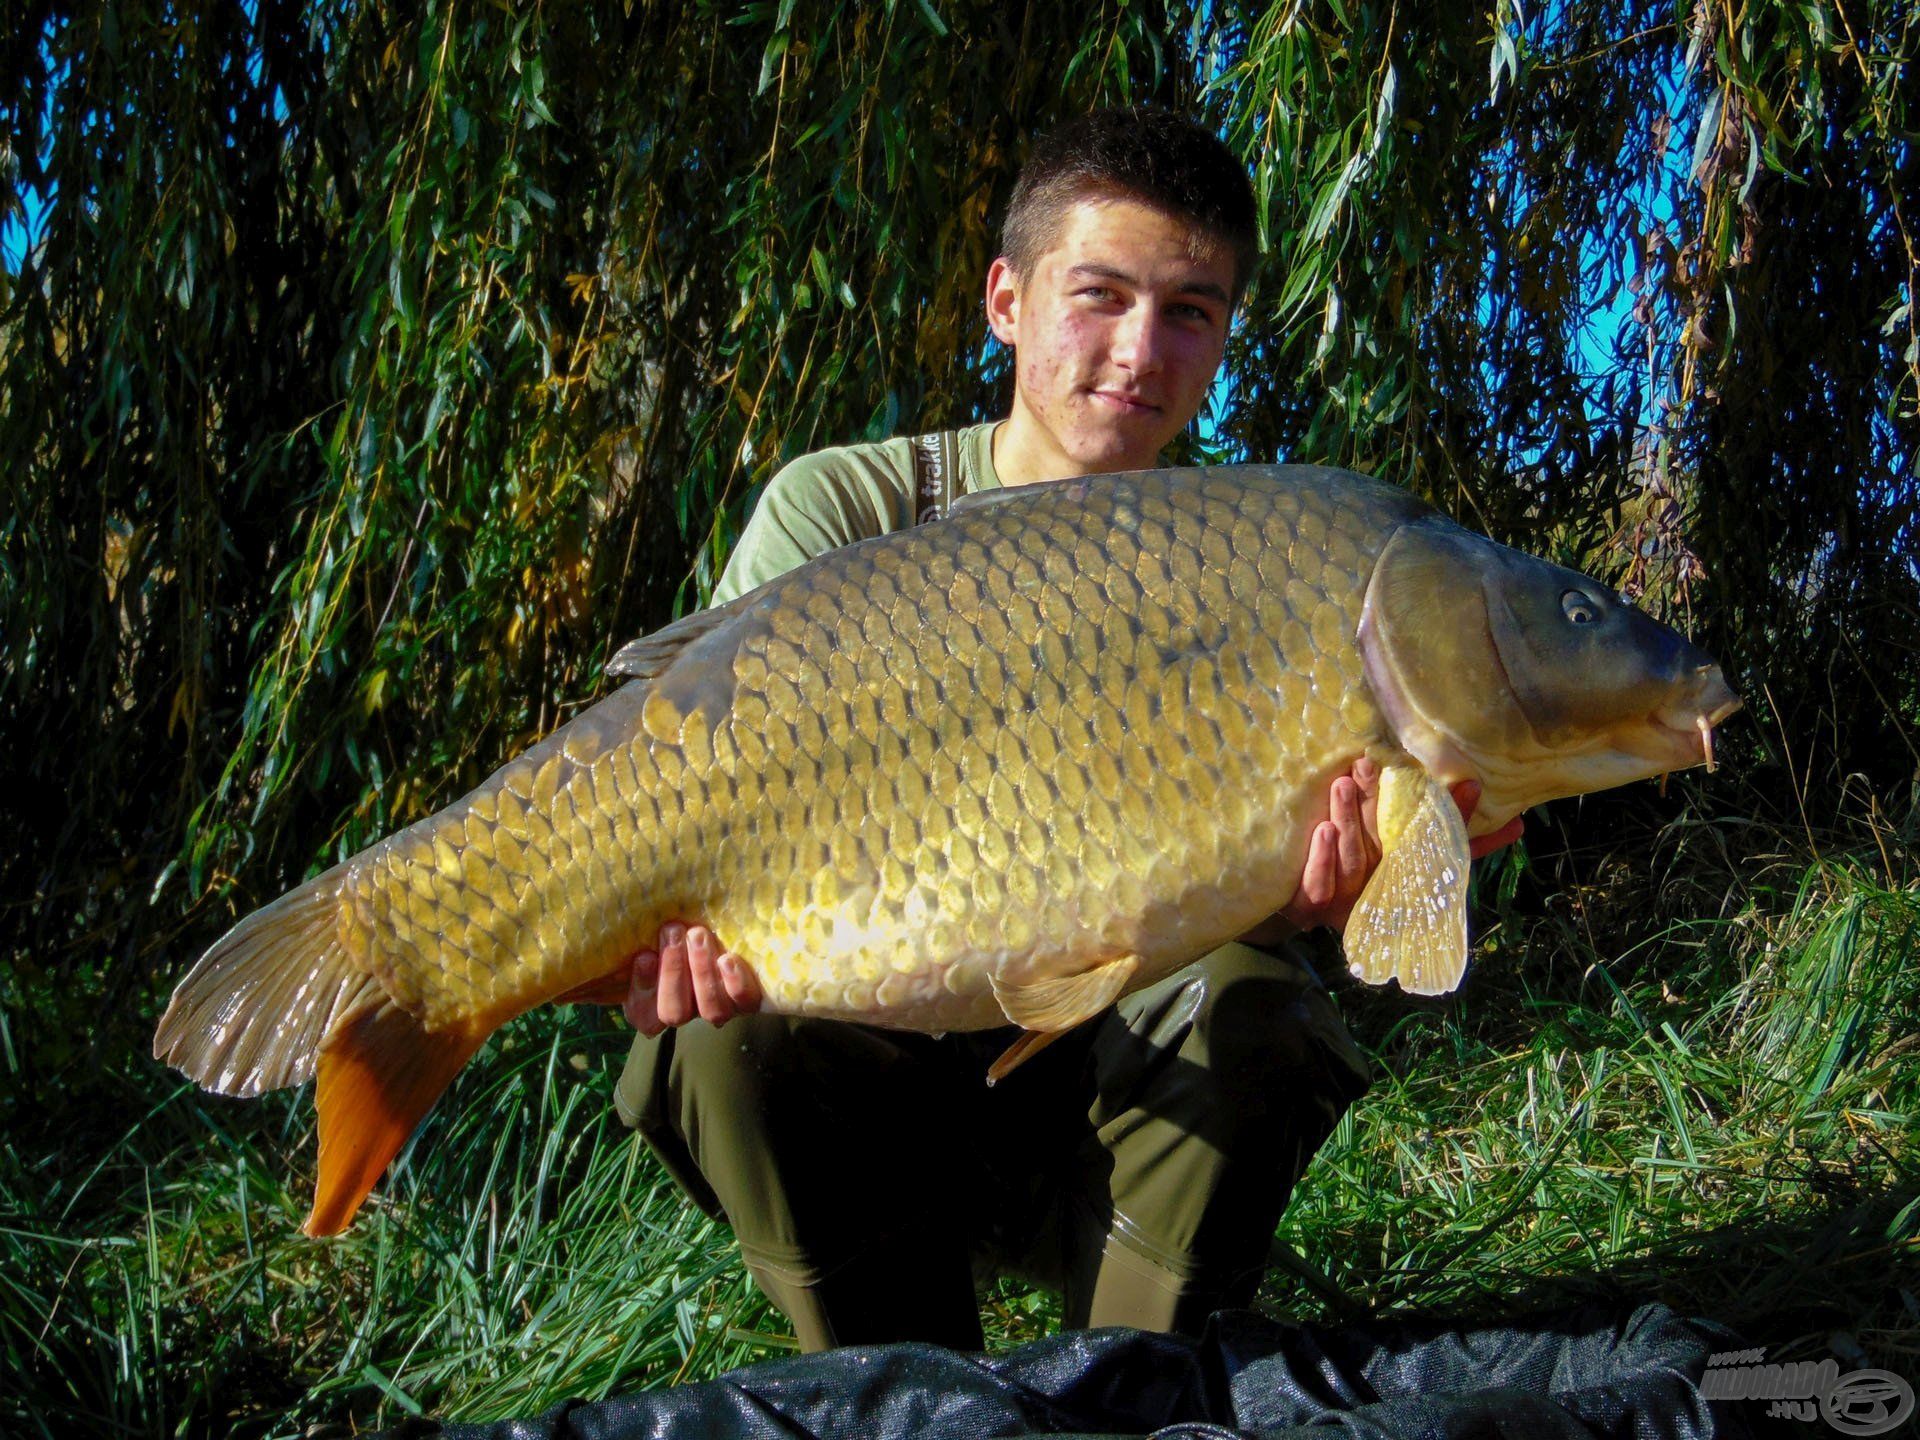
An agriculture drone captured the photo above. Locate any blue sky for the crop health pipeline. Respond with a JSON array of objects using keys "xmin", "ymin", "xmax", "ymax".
[
  {"xmin": 3, "ymin": 188, "xmax": 49, "ymax": 273},
  {"xmin": 4, "ymin": 17, "xmax": 58, "ymax": 275}
]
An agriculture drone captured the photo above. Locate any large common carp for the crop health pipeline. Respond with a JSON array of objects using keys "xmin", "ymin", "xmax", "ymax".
[{"xmin": 155, "ymin": 465, "xmax": 1738, "ymax": 1235}]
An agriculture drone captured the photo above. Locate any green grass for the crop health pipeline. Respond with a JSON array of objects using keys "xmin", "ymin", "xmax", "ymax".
[
  {"xmin": 3, "ymin": 1012, "xmax": 782, "ymax": 1438},
  {"xmin": 6, "ymin": 796, "xmax": 1916, "ymax": 1436},
  {"xmin": 1278, "ymin": 810, "xmax": 1920, "ymax": 1355}
]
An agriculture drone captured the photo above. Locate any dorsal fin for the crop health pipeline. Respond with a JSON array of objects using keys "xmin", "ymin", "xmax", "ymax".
[{"xmin": 606, "ymin": 592, "xmax": 758, "ymax": 681}]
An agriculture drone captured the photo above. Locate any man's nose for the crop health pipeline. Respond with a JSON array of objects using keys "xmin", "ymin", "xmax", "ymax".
[{"xmin": 1110, "ymin": 306, "xmax": 1167, "ymax": 374}]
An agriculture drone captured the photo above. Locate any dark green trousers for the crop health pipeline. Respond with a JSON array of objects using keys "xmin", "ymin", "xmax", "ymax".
[{"xmin": 614, "ymin": 941, "xmax": 1370, "ymax": 1352}]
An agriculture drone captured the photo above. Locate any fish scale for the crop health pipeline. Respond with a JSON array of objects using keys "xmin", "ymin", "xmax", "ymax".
[
  {"xmin": 154, "ymin": 462, "xmax": 1740, "ymax": 1234},
  {"xmin": 351, "ymin": 469, "xmax": 1380, "ymax": 1035}
]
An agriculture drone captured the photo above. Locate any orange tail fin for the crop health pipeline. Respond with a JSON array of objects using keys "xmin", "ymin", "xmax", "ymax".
[{"xmin": 303, "ymin": 1004, "xmax": 487, "ymax": 1237}]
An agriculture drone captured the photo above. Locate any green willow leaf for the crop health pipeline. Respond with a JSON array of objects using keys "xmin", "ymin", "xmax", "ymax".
[{"xmin": 0, "ymin": 0, "xmax": 1911, "ymax": 1143}]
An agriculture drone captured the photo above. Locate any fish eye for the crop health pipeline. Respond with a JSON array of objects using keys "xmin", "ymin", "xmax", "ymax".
[{"xmin": 1561, "ymin": 590, "xmax": 1601, "ymax": 625}]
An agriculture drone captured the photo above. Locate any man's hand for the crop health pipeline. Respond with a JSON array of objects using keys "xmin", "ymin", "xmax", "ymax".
[
  {"xmin": 1273, "ymin": 757, "xmax": 1382, "ymax": 936},
  {"xmin": 1264, "ymin": 758, "xmax": 1526, "ymax": 936},
  {"xmin": 622, "ymin": 923, "xmax": 763, "ymax": 1036}
]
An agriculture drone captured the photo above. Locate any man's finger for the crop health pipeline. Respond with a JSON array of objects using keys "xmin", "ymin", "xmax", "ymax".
[
  {"xmin": 1449, "ymin": 778, "xmax": 1483, "ymax": 823},
  {"xmin": 625, "ymin": 992, "xmax": 664, "ymax": 1037},
  {"xmin": 1298, "ymin": 820, "xmax": 1337, "ymax": 908},
  {"xmin": 687, "ymin": 927, "xmax": 733, "ymax": 1026},
  {"xmin": 623, "ymin": 951, "xmax": 664, "ymax": 1035},
  {"xmin": 655, "ymin": 924, "xmax": 693, "ymax": 1027},
  {"xmin": 1332, "ymin": 776, "xmax": 1368, "ymax": 883},
  {"xmin": 1353, "ymin": 754, "xmax": 1380, "ymax": 799},
  {"xmin": 633, "ymin": 950, "xmax": 661, "ymax": 992},
  {"xmin": 720, "ymin": 954, "xmax": 763, "ymax": 1013},
  {"xmin": 1355, "ymin": 756, "xmax": 1381, "ymax": 847}
]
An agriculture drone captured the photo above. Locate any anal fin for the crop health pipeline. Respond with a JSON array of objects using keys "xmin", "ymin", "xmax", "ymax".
[
  {"xmin": 990, "ymin": 953, "xmax": 1139, "ymax": 1031},
  {"xmin": 304, "ymin": 1003, "xmax": 488, "ymax": 1237},
  {"xmin": 986, "ymin": 953, "xmax": 1139, "ymax": 1085},
  {"xmin": 1344, "ymin": 767, "xmax": 1473, "ymax": 996}
]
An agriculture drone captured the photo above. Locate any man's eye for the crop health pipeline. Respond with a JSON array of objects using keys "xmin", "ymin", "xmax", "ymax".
[
  {"xmin": 1078, "ymin": 286, "xmax": 1119, "ymax": 303},
  {"xmin": 1170, "ymin": 303, "xmax": 1212, "ymax": 322}
]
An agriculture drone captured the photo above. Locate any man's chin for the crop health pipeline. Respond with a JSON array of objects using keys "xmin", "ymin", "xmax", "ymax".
[
  {"xmin": 1069, "ymin": 450, "xmax": 1157, "ymax": 475},
  {"xmin": 1064, "ymin": 427, "xmax": 1173, "ymax": 474}
]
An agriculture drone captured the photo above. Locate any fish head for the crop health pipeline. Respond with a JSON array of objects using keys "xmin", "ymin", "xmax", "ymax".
[{"xmin": 1360, "ymin": 517, "xmax": 1742, "ymax": 830}]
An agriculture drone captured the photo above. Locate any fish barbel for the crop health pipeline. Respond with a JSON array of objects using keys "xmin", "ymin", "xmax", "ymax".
[{"xmin": 154, "ymin": 465, "xmax": 1740, "ymax": 1234}]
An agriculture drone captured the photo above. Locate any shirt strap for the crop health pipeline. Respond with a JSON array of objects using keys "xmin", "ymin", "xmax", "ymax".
[{"xmin": 911, "ymin": 430, "xmax": 963, "ymax": 525}]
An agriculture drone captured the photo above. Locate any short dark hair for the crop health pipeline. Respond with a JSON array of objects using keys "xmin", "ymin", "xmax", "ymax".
[{"xmin": 1000, "ymin": 106, "xmax": 1259, "ymax": 301}]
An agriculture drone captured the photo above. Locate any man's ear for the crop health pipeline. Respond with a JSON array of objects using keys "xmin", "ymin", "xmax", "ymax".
[{"xmin": 984, "ymin": 256, "xmax": 1022, "ymax": 345}]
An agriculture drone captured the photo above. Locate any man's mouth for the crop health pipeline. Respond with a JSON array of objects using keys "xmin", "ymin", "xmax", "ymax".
[{"xmin": 1089, "ymin": 389, "xmax": 1161, "ymax": 415}]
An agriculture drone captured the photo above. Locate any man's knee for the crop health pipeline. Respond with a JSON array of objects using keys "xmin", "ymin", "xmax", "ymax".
[
  {"xmin": 1087, "ymin": 943, "xmax": 1370, "ymax": 1244},
  {"xmin": 1157, "ymin": 942, "xmax": 1371, "ymax": 1102},
  {"xmin": 622, "ymin": 1011, "xmax": 920, "ymax": 1130},
  {"xmin": 615, "ymin": 1013, "xmax": 794, "ymax": 1134},
  {"xmin": 1083, "ymin": 946, "xmax": 1371, "ymax": 1303},
  {"xmin": 619, "ymin": 1016, "xmax": 978, "ymax": 1310}
]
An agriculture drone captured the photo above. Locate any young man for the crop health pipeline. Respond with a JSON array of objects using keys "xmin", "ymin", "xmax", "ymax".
[{"xmin": 613, "ymin": 107, "xmax": 1518, "ymax": 1352}]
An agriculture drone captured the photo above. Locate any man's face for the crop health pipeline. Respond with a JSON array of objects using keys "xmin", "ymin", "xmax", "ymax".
[{"xmin": 986, "ymin": 195, "xmax": 1235, "ymax": 480}]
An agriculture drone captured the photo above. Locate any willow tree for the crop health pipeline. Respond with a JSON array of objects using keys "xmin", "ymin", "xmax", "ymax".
[
  {"xmin": 1213, "ymin": 0, "xmax": 1917, "ymax": 802},
  {"xmin": 1, "ymin": 0, "xmax": 1913, "ymax": 1052}
]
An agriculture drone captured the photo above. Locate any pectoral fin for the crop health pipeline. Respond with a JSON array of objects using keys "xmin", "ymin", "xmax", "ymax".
[
  {"xmin": 1344, "ymin": 767, "xmax": 1473, "ymax": 996},
  {"xmin": 986, "ymin": 953, "xmax": 1139, "ymax": 1084}
]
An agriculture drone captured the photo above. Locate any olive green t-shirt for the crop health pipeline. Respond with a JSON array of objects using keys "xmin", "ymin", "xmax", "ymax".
[{"xmin": 712, "ymin": 423, "xmax": 1004, "ymax": 603}]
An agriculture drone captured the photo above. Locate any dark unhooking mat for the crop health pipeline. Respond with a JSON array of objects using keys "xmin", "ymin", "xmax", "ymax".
[{"xmin": 382, "ymin": 1302, "xmax": 1768, "ymax": 1439}]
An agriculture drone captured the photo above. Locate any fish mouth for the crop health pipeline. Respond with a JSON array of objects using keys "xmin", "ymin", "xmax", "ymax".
[{"xmin": 1649, "ymin": 680, "xmax": 1743, "ymax": 773}]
